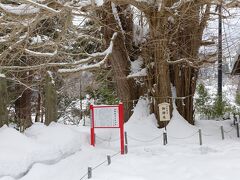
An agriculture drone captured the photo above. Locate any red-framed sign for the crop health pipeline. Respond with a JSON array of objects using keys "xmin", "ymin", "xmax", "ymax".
[{"xmin": 90, "ymin": 103, "xmax": 124, "ymax": 154}]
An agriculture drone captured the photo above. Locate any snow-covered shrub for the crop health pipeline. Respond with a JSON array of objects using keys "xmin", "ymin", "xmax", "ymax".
[
  {"xmin": 195, "ymin": 83, "xmax": 212, "ymax": 118},
  {"xmin": 210, "ymin": 96, "xmax": 232, "ymax": 119}
]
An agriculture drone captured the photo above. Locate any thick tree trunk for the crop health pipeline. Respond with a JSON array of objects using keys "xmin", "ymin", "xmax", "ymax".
[
  {"xmin": 173, "ymin": 66, "xmax": 198, "ymax": 125},
  {"xmin": 44, "ymin": 72, "xmax": 57, "ymax": 125},
  {"xmin": 101, "ymin": 2, "xmax": 139, "ymax": 121},
  {"xmin": 170, "ymin": 2, "xmax": 206, "ymax": 124},
  {"xmin": 111, "ymin": 34, "xmax": 138, "ymax": 120},
  {"xmin": 0, "ymin": 76, "xmax": 8, "ymax": 127},
  {"xmin": 15, "ymin": 89, "xmax": 32, "ymax": 131},
  {"xmin": 149, "ymin": 39, "xmax": 172, "ymax": 127},
  {"xmin": 35, "ymin": 92, "xmax": 41, "ymax": 122},
  {"xmin": 145, "ymin": 11, "xmax": 172, "ymax": 127}
]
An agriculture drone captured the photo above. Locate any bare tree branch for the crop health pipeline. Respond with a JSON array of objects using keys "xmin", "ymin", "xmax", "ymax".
[
  {"xmin": 19, "ymin": 0, "xmax": 61, "ymax": 14},
  {"xmin": 0, "ymin": 33, "xmax": 118, "ymax": 73}
]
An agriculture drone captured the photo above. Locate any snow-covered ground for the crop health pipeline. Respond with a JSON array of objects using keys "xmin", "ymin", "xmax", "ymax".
[{"xmin": 1, "ymin": 99, "xmax": 240, "ymax": 180}]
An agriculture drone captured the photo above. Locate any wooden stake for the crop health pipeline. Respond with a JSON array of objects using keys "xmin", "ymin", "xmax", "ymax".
[
  {"xmin": 88, "ymin": 167, "xmax": 92, "ymax": 179},
  {"xmin": 236, "ymin": 123, "xmax": 240, "ymax": 138},
  {"xmin": 199, "ymin": 129, "xmax": 202, "ymax": 145},
  {"xmin": 107, "ymin": 155, "xmax": 111, "ymax": 165},
  {"xmin": 221, "ymin": 126, "xmax": 224, "ymax": 140},
  {"xmin": 125, "ymin": 132, "xmax": 128, "ymax": 145},
  {"xmin": 125, "ymin": 145, "xmax": 128, "ymax": 154}
]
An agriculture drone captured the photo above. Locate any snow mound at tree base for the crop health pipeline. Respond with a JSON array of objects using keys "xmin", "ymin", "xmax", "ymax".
[
  {"xmin": 125, "ymin": 98, "xmax": 197, "ymax": 146},
  {"xmin": 125, "ymin": 99, "xmax": 160, "ymax": 142},
  {"xmin": 167, "ymin": 107, "xmax": 198, "ymax": 137}
]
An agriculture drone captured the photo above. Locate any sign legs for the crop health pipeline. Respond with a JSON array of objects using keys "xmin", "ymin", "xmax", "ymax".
[
  {"xmin": 91, "ymin": 127, "xmax": 95, "ymax": 146},
  {"xmin": 119, "ymin": 103, "xmax": 124, "ymax": 154}
]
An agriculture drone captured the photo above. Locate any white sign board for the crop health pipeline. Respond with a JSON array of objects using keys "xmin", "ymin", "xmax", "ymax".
[
  {"xmin": 159, "ymin": 103, "xmax": 170, "ymax": 121},
  {"xmin": 93, "ymin": 106, "xmax": 119, "ymax": 127}
]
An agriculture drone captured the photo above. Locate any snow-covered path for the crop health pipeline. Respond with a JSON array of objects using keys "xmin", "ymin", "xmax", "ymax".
[
  {"xmin": 94, "ymin": 142, "xmax": 240, "ymax": 180},
  {"xmin": 4, "ymin": 138, "xmax": 240, "ymax": 180},
  {"xmin": 5, "ymin": 138, "xmax": 240, "ymax": 180},
  {"xmin": 1, "ymin": 99, "xmax": 240, "ymax": 180}
]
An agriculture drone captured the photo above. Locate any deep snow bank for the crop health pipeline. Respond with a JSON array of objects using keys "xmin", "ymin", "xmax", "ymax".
[
  {"xmin": 0, "ymin": 123, "xmax": 87, "ymax": 178},
  {"xmin": 167, "ymin": 107, "xmax": 198, "ymax": 137},
  {"xmin": 125, "ymin": 98, "xmax": 160, "ymax": 140},
  {"xmin": 126, "ymin": 98, "xmax": 197, "ymax": 136}
]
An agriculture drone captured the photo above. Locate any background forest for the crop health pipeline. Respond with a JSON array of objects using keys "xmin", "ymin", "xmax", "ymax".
[{"xmin": 0, "ymin": 0, "xmax": 239, "ymax": 130}]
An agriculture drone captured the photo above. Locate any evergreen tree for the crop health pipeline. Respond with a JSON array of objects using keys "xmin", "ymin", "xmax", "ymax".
[
  {"xmin": 211, "ymin": 95, "xmax": 232, "ymax": 119},
  {"xmin": 235, "ymin": 91, "xmax": 240, "ymax": 106},
  {"xmin": 195, "ymin": 83, "xmax": 211, "ymax": 117}
]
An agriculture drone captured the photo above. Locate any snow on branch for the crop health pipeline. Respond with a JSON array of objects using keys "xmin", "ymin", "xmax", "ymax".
[
  {"xmin": 25, "ymin": 49, "xmax": 58, "ymax": 57},
  {"xmin": 0, "ymin": 33, "xmax": 118, "ymax": 72},
  {"xmin": 0, "ymin": 35, "xmax": 9, "ymax": 43},
  {"xmin": 0, "ymin": 3, "xmax": 40, "ymax": 15},
  {"xmin": 127, "ymin": 68, "xmax": 147, "ymax": 78},
  {"xmin": 170, "ymin": 0, "xmax": 193, "ymax": 10},
  {"xmin": 167, "ymin": 55, "xmax": 217, "ymax": 68},
  {"xmin": 58, "ymin": 54, "xmax": 110, "ymax": 74},
  {"xmin": 170, "ymin": 0, "xmax": 214, "ymax": 10},
  {"xmin": 111, "ymin": 3, "xmax": 124, "ymax": 34},
  {"xmin": 0, "ymin": 73, "xmax": 6, "ymax": 78},
  {"xmin": 20, "ymin": 0, "xmax": 60, "ymax": 14},
  {"xmin": 58, "ymin": 32, "xmax": 118, "ymax": 74},
  {"xmin": 127, "ymin": 56, "xmax": 147, "ymax": 78},
  {"xmin": 167, "ymin": 58, "xmax": 197, "ymax": 67}
]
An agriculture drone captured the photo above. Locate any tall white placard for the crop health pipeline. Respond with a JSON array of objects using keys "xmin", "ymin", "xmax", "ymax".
[{"xmin": 93, "ymin": 106, "xmax": 119, "ymax": 127}]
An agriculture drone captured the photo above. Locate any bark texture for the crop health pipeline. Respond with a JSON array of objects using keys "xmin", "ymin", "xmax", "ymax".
[
  {"xmin": 170, "ymin": 2, "xmax": 210, "ymax": 124},
  {"xmin": 0, "ymin": 77, "xmax": 8, "ymax": 127},
  {"xmin": 44, "ymin": 72, "xmax": 57, "ymax": 125},
  {"xmin": 15, "ymin": 89, "xmax": 32, "ymax": 131},
  {"xmin": 100, "ymin": 2, "xmax": 140, "ymax": 121}
]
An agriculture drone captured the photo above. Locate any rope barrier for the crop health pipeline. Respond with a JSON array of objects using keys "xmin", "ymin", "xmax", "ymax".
[
  {"xmin": 127, "ymin": 134, "xmax": 163, "ymax": 143},
  {"xmin": 92, "ymin": 151, "xmax": 120, "ymax": 170},
  {"xmin": 81, "ymin": 123, "xmax": 239, "ymax": 179},
  {"xmin": 79, "ymin": 151, "xmax": 120, "ymax": 180},
  {"xmin": 120, "ymin": 94, "xmax": 195, "ymax": 103},
  {"xmin": 223, "ymin": 127, "xmax": 235, "ymax": 133},
  {"xmin": 79, "ymin": 172, "xmax": 88, "ymax": 180},
  {"xmin": 168, "ymin": 131, "xmax": 199, "ymax": 139},
  {"xmin": 96, "ymin": 135, "xmax": 120, "ymax": 142},
  {"xmin": 201, "ymin": 132, "xmax": 216, "ymax": 137},
  {"xmin": 96, "ymin": 126, "xmax": 235, "ymax": 144}
]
